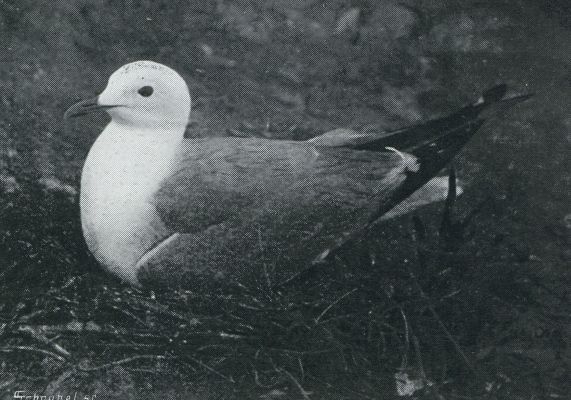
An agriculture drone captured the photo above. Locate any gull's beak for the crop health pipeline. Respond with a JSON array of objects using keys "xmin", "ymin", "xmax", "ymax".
[{"xmin": 64, "ymin": 96, "xmax": 118, "ymax": 119}]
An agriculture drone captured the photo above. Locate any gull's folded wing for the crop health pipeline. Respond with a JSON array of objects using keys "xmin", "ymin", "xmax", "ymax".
[
  {"xmin": 155, "ymin": 137, "xmax": 411, "ymax": 234},
  {"xmin": 149, "ymin": 138, "xmax": 410, "ymax": 286}
]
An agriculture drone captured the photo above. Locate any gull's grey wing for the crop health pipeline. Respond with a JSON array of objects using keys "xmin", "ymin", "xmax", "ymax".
[
  {"xmin": 155, "ymin": 137, "xmax": 411, "ymax": 234},
  {"xmin": 147, "ymin": 137, "xmax": 412, "ymax": 287}
]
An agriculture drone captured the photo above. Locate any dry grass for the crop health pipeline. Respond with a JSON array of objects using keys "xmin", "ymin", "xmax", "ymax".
[{"xmin": 1, "ymin": 174, "xmax": 568, "ymax": 399}]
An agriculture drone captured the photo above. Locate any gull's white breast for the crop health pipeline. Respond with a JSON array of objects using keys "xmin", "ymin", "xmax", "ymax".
[{"xmin": 80, "ymin": 123, "xmax": 179, "ymax": 283}]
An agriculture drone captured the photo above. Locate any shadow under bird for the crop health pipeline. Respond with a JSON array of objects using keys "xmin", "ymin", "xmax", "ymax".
[{"xmin": 64, "ymin": 61, "xmax": 531, "ymax": 289}]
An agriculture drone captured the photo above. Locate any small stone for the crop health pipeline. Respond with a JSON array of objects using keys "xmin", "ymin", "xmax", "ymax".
[
  {"xmin": 38, "ymin": 177, "xmax": 77, "ymax": 200},
  {"xmin": 335, "ymin": 8, "xmax": 360, "ymax": 34},
  {"xmin": 0, "ymin": 175, "xmax": 19, "ymax": 193}
]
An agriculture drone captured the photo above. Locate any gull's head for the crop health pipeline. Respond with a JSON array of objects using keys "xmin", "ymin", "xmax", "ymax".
[{"xmin": 65, "ymin": 61, "xmax": 191, "ymax": 131}]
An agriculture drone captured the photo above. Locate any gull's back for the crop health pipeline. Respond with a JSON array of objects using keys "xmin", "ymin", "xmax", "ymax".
[{"xmin": 157, "ymin": 137, "xmax": 410, "ymax": 231}]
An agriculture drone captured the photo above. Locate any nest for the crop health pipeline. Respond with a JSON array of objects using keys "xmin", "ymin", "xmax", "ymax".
[{"xmin": 0, "ymin": 173, "xmax": 566, "ymax": 399}]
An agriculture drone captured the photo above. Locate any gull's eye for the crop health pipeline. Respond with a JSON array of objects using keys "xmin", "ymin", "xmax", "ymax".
[{"xmin": 138, "ymin": 86, "xmax": 154, "ymax": 97}]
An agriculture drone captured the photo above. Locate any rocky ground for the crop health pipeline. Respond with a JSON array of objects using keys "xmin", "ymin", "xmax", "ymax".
[{"xmin": 0, "ymin": 0, "xmax": 569, "ymax": 398}]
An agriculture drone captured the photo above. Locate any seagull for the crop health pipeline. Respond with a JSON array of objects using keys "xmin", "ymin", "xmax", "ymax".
[{"xmin": 64, "ymin": 61, "xmax": 530, "ymax": 289}]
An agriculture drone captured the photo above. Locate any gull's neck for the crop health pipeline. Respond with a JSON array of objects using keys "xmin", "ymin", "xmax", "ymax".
[
  {"xmin": 80, "ymin": 121, "xmax": 184, "ymax": 283},
  {"xmin": 82, "ymin": 121, "xmax": 184, "ymax": 189}
]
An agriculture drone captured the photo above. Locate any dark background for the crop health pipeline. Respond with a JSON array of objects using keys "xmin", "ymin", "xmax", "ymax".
[{"xmin": 0, "ymin": 0, "xmax": 569, "ymax": 398}]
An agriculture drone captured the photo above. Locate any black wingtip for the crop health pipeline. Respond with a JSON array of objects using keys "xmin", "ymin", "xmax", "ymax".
[
  {"xmin": 351, "ymin": 85, "xmax": 532, "ymax": 154},
  {"xmin": 370, "ymin": 119, "xmax": 484, "ymax": 221},
  {"xmin": 371, "ymin": 85, "xmax": 532, "ymax": 222},
  {"xmin": 482, "ymin": 84, "xmax": 508, "ymax": 104}
]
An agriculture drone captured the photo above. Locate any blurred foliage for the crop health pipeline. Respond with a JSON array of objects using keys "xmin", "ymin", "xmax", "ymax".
[{"xmin": 0, "ymin": 0, "xmax": 534, "ymax": 180}]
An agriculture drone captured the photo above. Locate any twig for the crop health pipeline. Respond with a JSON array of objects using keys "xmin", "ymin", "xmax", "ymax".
[
  {"xmin": 0, "ymin": 262, "xmax": 17, "ymax": 280},
  {"xmin": 408, "ymin": 242, "xmax": 477, "ymax": 374},
  {"xmin": 410, "ymin": 182, "xmax": 478, "ymax": 375},
  {"xmin": 412, "ymin": 335, "xmax": 427, "ymax": 380},
  {"xmin": 257, "ymin": 227, "xmax": 273, "ymax": 293},
  {"xmin": 399, "ymin": 308, "xmax": 410, "ymax": 370},
  {"xmin": 91, "ymin": 343, "xmax": 157, "ymax": 348},
  {"xmin": 315, "ymin": 288, "xmax": 357, "ymax": 323},
  {"xmin": 253, "ymin": 368, "xmax": 276, "ymax": 389},
  {"xmin": 0, "ymin": 346, "xmax": 66, "ymax": 362},
  {"xmin": 427, "ymin": 307, "xmax": 476, "ymax": 374},
  {"xmin": 110, "ymin": 305, "xmax": 150, "ymax": 327},
  {"xmin": 252, "ymin": 349, "xmax": 278, "ymax": 388},
  {"xmin": 263, "ymin": 347, "xmax": 332, "ymax": 356},
  {"xmin": 277, "ymin": 368, "xmax": 312, "ymax": 400},
  {"xmin": 185, "ymin": 355, "xmax": 235, "ymax": 383},
  {"xmin": 0, "ymin": 378, "xmax": 15, "ymax": 390},
  {"xmin": 77, "ymin": 355, "xmax": 174, "ymax": 372},
  {"xmin": 18, "ymin": 325, "xmax": 71, "ymax": 359}
]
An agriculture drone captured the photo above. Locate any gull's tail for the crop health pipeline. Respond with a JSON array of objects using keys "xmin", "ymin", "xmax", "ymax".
[{"xmin": 360, "ymin": 84, "xmax": 533, "ymax": 221}]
